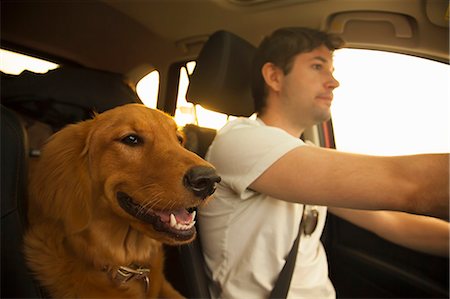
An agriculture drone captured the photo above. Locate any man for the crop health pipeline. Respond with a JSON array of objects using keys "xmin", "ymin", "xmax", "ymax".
[{"xmin": 198, "ymin": 27, "xmax": 449, "ymax": 298}]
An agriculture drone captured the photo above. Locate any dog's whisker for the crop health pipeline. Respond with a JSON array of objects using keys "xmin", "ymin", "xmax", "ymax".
[
  {"xmin": 138, "ymin": 197, "xmax": 162, "ymax": 215},
  {"xmin": 142, "ymin": 191, "xmax": 168, "ymax": 213},
  {"xmin": 143, "ymin": 198, "xmax": 162, "ymax": 213},
  {"xmin": 129, "ymin": 184, "xmax": 166, "ymax": 214},
  {"xmin": 132, "ymin": 183, "xmax": 160, "ymax": 198},
  {"xmin": 147, "ymin": 196, "xmax": 167, "ymax": 212}
]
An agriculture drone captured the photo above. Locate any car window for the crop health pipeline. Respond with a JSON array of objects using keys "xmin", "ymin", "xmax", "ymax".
[
  {"xmin": 135, "ymin": 61, "xmax": 232, "ymax": 128},
  {"xmin": 332, "ymin": 49, "xmax": 449, "ymax": 156},
  {"xmin": 136, "ymin": 70, "xmax": 159, "ymax": 109},
  {"xmin": 0, "ymin": 49, "xmax": 59, "ymax": 74}
]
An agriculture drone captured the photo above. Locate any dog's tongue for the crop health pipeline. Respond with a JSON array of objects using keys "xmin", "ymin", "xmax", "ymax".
[{"xmin": 155, "ymin": 208, "xmax": 191, "ymax": 224}]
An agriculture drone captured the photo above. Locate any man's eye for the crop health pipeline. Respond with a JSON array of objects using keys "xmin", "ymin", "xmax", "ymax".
[
  {"xmin": 312, "ymin": 64, "xmax": 323, "ymax": 70},
  {"xmin": 121, "ymin": 134, "xmax": 143, "ymax": 146}
]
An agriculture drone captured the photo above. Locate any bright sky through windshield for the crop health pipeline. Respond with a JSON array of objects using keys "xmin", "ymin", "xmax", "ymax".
[{"xmin": 332, "ymin": 49, "xmax": 449, "ymax": 156}]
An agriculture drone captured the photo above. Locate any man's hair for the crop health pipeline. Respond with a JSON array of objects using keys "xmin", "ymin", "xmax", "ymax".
[{"xmin": 251, "ymin": 27, "xmax": 344, "ymax": 114}]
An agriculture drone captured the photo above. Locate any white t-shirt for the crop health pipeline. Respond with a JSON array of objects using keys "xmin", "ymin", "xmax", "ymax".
[{"xmin": 198, "ymin": 117, "xmax": 335, "ymax": 299}]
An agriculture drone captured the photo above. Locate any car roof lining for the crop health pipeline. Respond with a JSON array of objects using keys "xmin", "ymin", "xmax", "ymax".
[{"xmin": 1, "ymin": 0, "xmax": 448, "ymax": 86}]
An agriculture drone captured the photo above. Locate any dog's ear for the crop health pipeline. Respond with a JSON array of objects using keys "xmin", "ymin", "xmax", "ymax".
[{"xmin": 29, "ymin": 120, "xmax": 94, "ymax": 234}]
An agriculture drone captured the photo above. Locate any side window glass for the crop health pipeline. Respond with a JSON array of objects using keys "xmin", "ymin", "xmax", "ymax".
[
  {"xmin": 136, "ymin": 70, "xmax": 159, "ymax": 109},
  {"xmin": 331, "ymin": 49, "xmax": 449, "ymax": 156},
  {"xmin": 0, "ymin": 49, "xmax": 58, "ymax": 74}
]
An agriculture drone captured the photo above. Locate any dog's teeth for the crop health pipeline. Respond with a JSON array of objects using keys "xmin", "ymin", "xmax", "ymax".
[
  {"xmin": 191, "ymin": 210, "xmax": 196, "ymax": 221},
  {"xmin": 187, "ymin": 220, "xmax": 196, "ymax": 229},
  {"xmin": 169, "ymin": 212, "xmax": 196, "ymax": 231},
  {"xmin": 184, "ymin": 221, "xmax": 196, "ymax": 230},
  {"xmin": 172, "ymin": 220, "xmax": 196, "ymax": 231},
  {"xmin": 170, "ymin": 214, "xmax": 177, "ymax": 228}
]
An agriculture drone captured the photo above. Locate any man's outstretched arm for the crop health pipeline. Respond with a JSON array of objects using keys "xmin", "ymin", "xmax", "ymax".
[{"xmin": 250, "ymin": 146, "xmax": 449, "ymax": 219}]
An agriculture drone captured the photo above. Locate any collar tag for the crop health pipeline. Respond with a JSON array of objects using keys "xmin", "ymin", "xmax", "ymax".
[{"xmin": 114, "ymin": 264, "xmax": 151, "ymax": 293}]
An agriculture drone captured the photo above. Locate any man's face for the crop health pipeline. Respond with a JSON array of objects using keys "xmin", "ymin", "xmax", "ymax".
[{"xmin": 278, "ymin": 45, "xmax": 340, "ymax": 128}]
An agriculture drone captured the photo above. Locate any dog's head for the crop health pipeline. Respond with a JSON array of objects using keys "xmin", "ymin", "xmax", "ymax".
[{"xmin": 30, "ymin": 104, "xmax": 220, "ymax": 245}]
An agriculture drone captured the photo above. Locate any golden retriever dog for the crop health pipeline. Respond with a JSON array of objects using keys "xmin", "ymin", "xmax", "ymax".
[{"xmin": 24, "ymin": 104, "xmax": 220, "ymax": 298}]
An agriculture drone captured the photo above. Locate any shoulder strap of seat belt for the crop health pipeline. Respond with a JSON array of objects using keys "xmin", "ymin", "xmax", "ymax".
[{"xmin": 269, "ymin": 207, "xmax": 303, "ymax": 299}]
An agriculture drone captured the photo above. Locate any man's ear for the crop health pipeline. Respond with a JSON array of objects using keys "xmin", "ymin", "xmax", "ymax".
[{"xmin": 261, "ymin": 62, "xmax": 284, "ymax": 93}]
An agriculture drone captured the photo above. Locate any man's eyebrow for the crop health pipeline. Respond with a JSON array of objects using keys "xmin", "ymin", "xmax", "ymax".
[{"xmin": 311, "ymin": 56, "xmax": 328, "ymax": 63}]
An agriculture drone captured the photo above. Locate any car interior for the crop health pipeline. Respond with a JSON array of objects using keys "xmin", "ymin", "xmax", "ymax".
[{"xmin": 1, "ymin": 0, "xmax": 449, "ymax": 298}]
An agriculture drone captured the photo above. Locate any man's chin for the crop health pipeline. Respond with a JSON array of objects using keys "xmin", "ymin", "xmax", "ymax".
[{"xmin": 313, "ymin": 108, "xmax": 332, "ymax": 124}]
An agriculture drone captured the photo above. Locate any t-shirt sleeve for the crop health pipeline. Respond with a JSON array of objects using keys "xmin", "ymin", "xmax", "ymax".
[{"xmin": 206, "ymin": 121, "xmax": 305, "ymax": 199}]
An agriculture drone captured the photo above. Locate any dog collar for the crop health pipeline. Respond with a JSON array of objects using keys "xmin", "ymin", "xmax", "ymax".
[{"xmin": 105, "ymin": 263, "xmax": 151, "ymax": 293}]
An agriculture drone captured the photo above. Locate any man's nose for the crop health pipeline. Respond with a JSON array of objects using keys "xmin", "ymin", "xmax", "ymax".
[{"xmin": 326, "ymin": 74, "xmax": 340, "ymax": 90}]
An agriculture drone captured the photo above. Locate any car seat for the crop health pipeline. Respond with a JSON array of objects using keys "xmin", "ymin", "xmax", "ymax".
[
  {"xmin": 176, "ymin": 30, "xmax": 256, "ymax": 298},
  {"xmin": 1, "ymin": 105, "xmax": 45, "ymax": 298}
]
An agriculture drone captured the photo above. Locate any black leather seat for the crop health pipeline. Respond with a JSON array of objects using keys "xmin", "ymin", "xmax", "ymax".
[
  {"xmin": 177, "ymin": 30, "xmax": 256, "ymax": 299},
  {"xmin": 1, "ymin": 105, "xmax": 44, "ymax": 298},
  {"xmin": 182, "ymin": 124, "xmax": 217, "ymax": 159}
]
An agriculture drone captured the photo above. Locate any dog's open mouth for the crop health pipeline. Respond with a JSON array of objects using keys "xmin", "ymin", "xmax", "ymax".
[{"xmin": 117, "ymin": 192, "xmax": 197, "ymax": 241}]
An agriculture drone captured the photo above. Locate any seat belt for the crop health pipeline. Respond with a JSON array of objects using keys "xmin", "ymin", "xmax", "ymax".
[{"xmin": 269, "ymin": 205, "xmax": 305, "ymax": 299}]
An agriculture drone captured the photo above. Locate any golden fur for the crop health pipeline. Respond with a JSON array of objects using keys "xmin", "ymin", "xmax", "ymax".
[{"xmin": 24, "ymin": 104, "xmax": 218, "ymax": 298}]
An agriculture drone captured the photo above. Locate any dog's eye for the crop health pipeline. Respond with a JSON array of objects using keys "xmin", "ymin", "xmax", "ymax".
[
  {"xmin": 121, "ymin": 134, "xmax": 143, "ymax": 146},
  {"xmin": 177, "ymin": 134, "xmax": 184, "ymax": 144}
]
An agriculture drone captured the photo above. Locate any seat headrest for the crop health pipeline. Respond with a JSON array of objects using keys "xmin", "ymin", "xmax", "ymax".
[{"xmin": 186, "ymin": 30, "xmax": 256, "ymax": 117}]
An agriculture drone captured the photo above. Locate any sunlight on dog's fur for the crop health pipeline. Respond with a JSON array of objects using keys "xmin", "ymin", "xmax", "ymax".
[{"xmin": 24, "ymin": 104, "xmax": 220, "ymax": 298}]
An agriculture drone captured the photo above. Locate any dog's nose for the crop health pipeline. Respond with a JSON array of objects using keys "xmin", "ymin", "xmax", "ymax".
[{"xmin": 184, "ymin": 166, "xmax": 221, "ymax": 199}]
